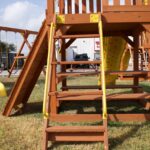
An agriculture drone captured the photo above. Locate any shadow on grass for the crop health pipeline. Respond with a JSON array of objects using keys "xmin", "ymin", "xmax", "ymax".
[{"xmin": 109, "ymin": 122, "xmax": 148, "ymax": 150}]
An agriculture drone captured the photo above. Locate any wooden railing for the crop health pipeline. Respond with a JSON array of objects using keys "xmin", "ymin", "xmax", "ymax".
[{"xmin": 47, "ymin": 0, "xmax": 150, "ymax": 16}]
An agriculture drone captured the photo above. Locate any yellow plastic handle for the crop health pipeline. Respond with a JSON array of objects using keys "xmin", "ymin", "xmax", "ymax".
[
  {"xmin": 43, "ymin": 22, "xmax": 54, "ymax": 119},
  {"xmin": 98, "ymin": 19, "xmax": 107, "ymax": 119}
]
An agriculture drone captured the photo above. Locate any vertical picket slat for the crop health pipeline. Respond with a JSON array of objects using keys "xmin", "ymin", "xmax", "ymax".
[
  {"xmin": 97, "ymin": 0, "xmax": 101, "ymax": 12},
  {"xmin": 75, "ymin": 0, "xmax": 79, "ymax": 13},
  {"xmin": 103, "ymin": 0, "xmax": 108, "ymax": 6},
  {"xmin": 133, "ymin": 0, "xmax": 143, "ymax": 5},
  {"xmin": 114, "ymin": 0, "xmax": 120, "ymax": 5},
  {"xmin": 125, "ymin": 0, "xmax": 131, "ymax": 5},
  {"xmin": 59, "ymin": 0, "xmax": 65, "ymax": 14},
  {"xmin": 82, "ymin": 0, "xmax": 87, "ymax": 13},
  {"xmin": 89, "ymin": 0, "xmax": 94, "ymax": 13},
  {"xmin": 68, "ymin": 0, "xmax": 72, "ymax": 14}
]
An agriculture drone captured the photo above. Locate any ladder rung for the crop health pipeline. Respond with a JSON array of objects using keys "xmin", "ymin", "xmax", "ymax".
[
  {"xmin": 49, "ymin": 90, "xmax": 102, "ymax": 96},
  {"xmin": 62, "ymin": 85, "xmax": 143, "ymax": 90},
  {"xmin": 15, "ymin": 56, "xmax": 27, "ymax": 59},
  {"xmin": 57, "ymin": 93, "xmax": 150, "ymax": 101},
  {"xmin": 52, "ymin": 60, "xmax": 101, "ymax": 65},
  {"xmin": 54, "ymin": 34, "xmax": 99, "ymax": 39},
  {"xmin": 57, "ymin": 71, "xmax": 149, "ymax": 77}
]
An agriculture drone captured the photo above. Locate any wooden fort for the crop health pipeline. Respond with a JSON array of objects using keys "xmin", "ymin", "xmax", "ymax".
[{"xmin": 2, "ymin": 0, "xmax": 150, "ymax": 150}]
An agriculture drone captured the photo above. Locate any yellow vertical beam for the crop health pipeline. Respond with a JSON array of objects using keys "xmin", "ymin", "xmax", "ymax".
[
  {"xmin": 143, "ymin": 0, "xmax": 148, "ymax": 5},
  {"xmin": 98, "ymin": 17, "xmax": 107, "ymax": 119},
  {"xmin": 43, "ymin": 22, "xmax": 55, "ymax": 119}
]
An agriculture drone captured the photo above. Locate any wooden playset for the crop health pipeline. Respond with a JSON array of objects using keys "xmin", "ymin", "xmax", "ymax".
[
  {"xmin": 0, "ymin": 26, "xmax": 38, "ymax": 77},
  {"xmin": 2, "ymin": 0, "xmax": 150, "ymax": 149}
]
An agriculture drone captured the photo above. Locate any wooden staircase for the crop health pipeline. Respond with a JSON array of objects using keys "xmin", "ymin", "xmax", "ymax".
[{"xmin": 42, "ymin": 15, "xmax": 109, "ymax": 150}]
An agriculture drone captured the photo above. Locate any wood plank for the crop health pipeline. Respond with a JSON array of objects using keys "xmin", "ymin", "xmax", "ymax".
[
  {"xmin": 3, "ymin": 20, "xmax": 48, "ymax": 116},
  {"xmin": 103, "ymin": 0, "xmax": 108, "ymax": 6},
  {"xmin": 82, "ymin": 0, "xmax": 87, "ymax": 13},
  {"xmin": 62, "ymin": 85, "xmax": 142, "ymax": 89},
  {"xmin": 54, "ymin": 34, "xmax": 100, "ymax": 39},
  {"xmin": 46, "ymin": 126, "xmax": 105, "ymax": 132},
  {"xmin": 114, "ymin": 0, "xmax": 120, "ymax": 5},
  {"xmin": 59, "ymin": 0, "xmax": 65, "ymax": 14},
  {"xmin": 134, "ymin": 0, "xmax": 143, "ymax": 5},
  {"xmin": 53, "ymin": 60, "xmax": 101, "ymax": 65},
  {"xmin": 103, "ymin": 6, "xmax": 150, "ymax": 12},
  {"xmin": 68, "ymin": 0, "xmax": 72, "ymax": 14},
  {"xmin": 125, "ymin": 0, "xmax": 131, "ymax": 5},
  {"xmin": 58, "ymin": 93, "xmax": 150, "ymax": 101},
  {"xmin": 49, "ymin": 90, "xmax": 102, "ymax": 96},
  {"xmin": 89, "ymin": 0, "xmax": 94, "ymax": 13},
  {"xmin": 75, "ymin": 0, "xmax": 79, "ymax": 13},
  {"xmin": 61, "ymin": 12, "xmax": 150, "ymax": 25},
  {"xmin": 48, "ymin": 132, "xmax": 104, "ymax": 141},
  {"xmin": 57, "ymin": 71, "xmax": 149, "ymax": 78},
  {"xmin": 50, "ymin": 114, "xmax": 150, "ymax": 122},
  {"xmin": 14, "ymin": 56, "xmax": 27, "ymax": 59},
  {"xmin": 97, "ymin": 0, "xmax": 101, "ymax": 12}
]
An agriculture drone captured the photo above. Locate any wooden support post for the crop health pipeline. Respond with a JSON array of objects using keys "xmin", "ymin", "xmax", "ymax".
[
  {"xmin": 104, "ymin": 119, "xmax": 108, "ymax": 150},
  {"xmin": 133, "ymin": 31, "xmax": 140, "ymax": 93},
  {"xmin": 50, "ymin": 44, "xmax": 57, "ymax": 114},
  {"xmin": 61, "ymin": 39, "xmax": 67, "ymax": 91},
  {"xmin": 47, "ymin": 0, "xmax": 54, "ymax": 23}
]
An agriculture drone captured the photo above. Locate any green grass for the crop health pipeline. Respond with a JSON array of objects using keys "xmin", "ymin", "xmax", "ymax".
[{"xmin": 0, "ymin": 76, "xmax": 150, "ymax": 150}]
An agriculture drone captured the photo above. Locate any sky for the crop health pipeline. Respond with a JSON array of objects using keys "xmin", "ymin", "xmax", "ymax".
[
  {"xmin": 0, "ymin": 0, "xmax": 46, "ymax": 31},
  {"xmin": 0, "ymin": 1, "xmax": 47, "ymax": 54}
]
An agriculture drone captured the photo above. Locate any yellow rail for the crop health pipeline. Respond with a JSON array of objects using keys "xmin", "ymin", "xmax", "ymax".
[
  {"xmin": 98, "ymin": 17, "xmax": 107, "ymax": 120},
  {"xmin": 43, "ymin": 22, "xmax": 55, "ymax": 119}
]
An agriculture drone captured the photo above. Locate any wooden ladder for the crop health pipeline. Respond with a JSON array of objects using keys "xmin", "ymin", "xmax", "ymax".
[{"xmin": 42, "ymin": 14, "xmax": 109, "ymax": 150}]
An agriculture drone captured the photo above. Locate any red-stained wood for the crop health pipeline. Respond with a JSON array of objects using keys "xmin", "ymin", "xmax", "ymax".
[
  {"xmin": 75, "ymin": 0, "xmax": 79, "ymax": 13},
  {"xmin": 57, "ymin": 93, "xmax": 150, "ymax": 101},
  {"xmin": 125, "ymin": 0, "xmax": 131, "ymax": 5},
  {"xmin": 97, "ymin": 0, "xmax": 101, "ymax": 12},
  {"xmin": 59, "ymin": 0, "xmax": 65, "ymax": 14},
  {"xmin": 68, "ymin": 0, "xmax": 72, "ymax": 14},
  {"xmin": 114, "ymin": 0, "xmax": 120, "ymax": 5},
  {"xmin": 3, "ymin": 20, "xmax": 48, "ymax": 116},
  {"xmin": 50, "ymin": 114, "xmax": 150, "ymax": 122},
  {"xmin": 82, "ymin": 0, "xmax": 87, "ymax": 13},
  {"xmin": 134, "ymin": 0, "xmax": 143, "ymax": 5},
  {"xmin": 103, "ymin": 0, "xmax": 108, "ymax": 6},
  {"xmin": 89, "ymin": 0, "xmax": 94, "ymax": 13}
]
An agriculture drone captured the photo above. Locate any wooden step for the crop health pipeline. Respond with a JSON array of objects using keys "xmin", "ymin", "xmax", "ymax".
[
  {"xmin": 54, "ymin": 34, "xmax": 99, "ymax": 39},
  {"xmin": 57, "ymin": 71, "xmax": 149, "ymax": 77},
  {"xmin": 46, "ymin": 126, "xmax": 105, "ymax": 132},
  {"xmin": 58, "ymin": 93, "xmax": 150, "ymax": 101},
  {"xmin": 50, "ymin": 114, "xmax": 150, "ymax": 122},
  {"xmin": 46, "ymin": 126, "xmax": 105, "ymax": 142},
  {"xmin": 49, "ymin": 90, "xmax": 102, "ymax": 96},
  {"xmin": 62, "ymin": 85, "xmax": 142, "ymax": 90},
  {"xmin": 52, "ymin": 60, "xmax": 101, "ymax": 65}
]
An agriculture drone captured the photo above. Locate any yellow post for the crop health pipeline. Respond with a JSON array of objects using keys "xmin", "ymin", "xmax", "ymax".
[
  {"xmin": 0, "ymin": 82, "xmax": 7, "ymax": 97},
  {"xmin": 43, "ymin": 22, "xmax": 55, "ymax": 119},
  {"xmin": 98, "ymin": 17, "xmax": 107, "ymax": 119},
  {"xmin": 143, "ymin": 0, "xmax": 148, "ymax": 5}
]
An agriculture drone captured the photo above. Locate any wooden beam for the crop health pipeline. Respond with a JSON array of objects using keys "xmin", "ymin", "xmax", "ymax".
[
  {"xmin": 50, "ymin": 114, "xmax": 150, "ymax": 122},
  {"xmin": 123, "ymin": 36, "xmax": 134, "ymax": 47}
]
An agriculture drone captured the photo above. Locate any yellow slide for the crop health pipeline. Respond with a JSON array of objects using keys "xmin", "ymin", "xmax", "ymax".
[
  {"xmin": 0, "ymin": 82, "xmax": 7, "ymax": 97},
  {"xmin": 98, "ymin": 37, "xmax": 127, "ymax": 85}
]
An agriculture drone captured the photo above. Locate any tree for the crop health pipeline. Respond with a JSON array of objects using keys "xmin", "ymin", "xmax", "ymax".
[{"xmin": 0, "ymin": 41, "xmax": 17, "ymax": 69}]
